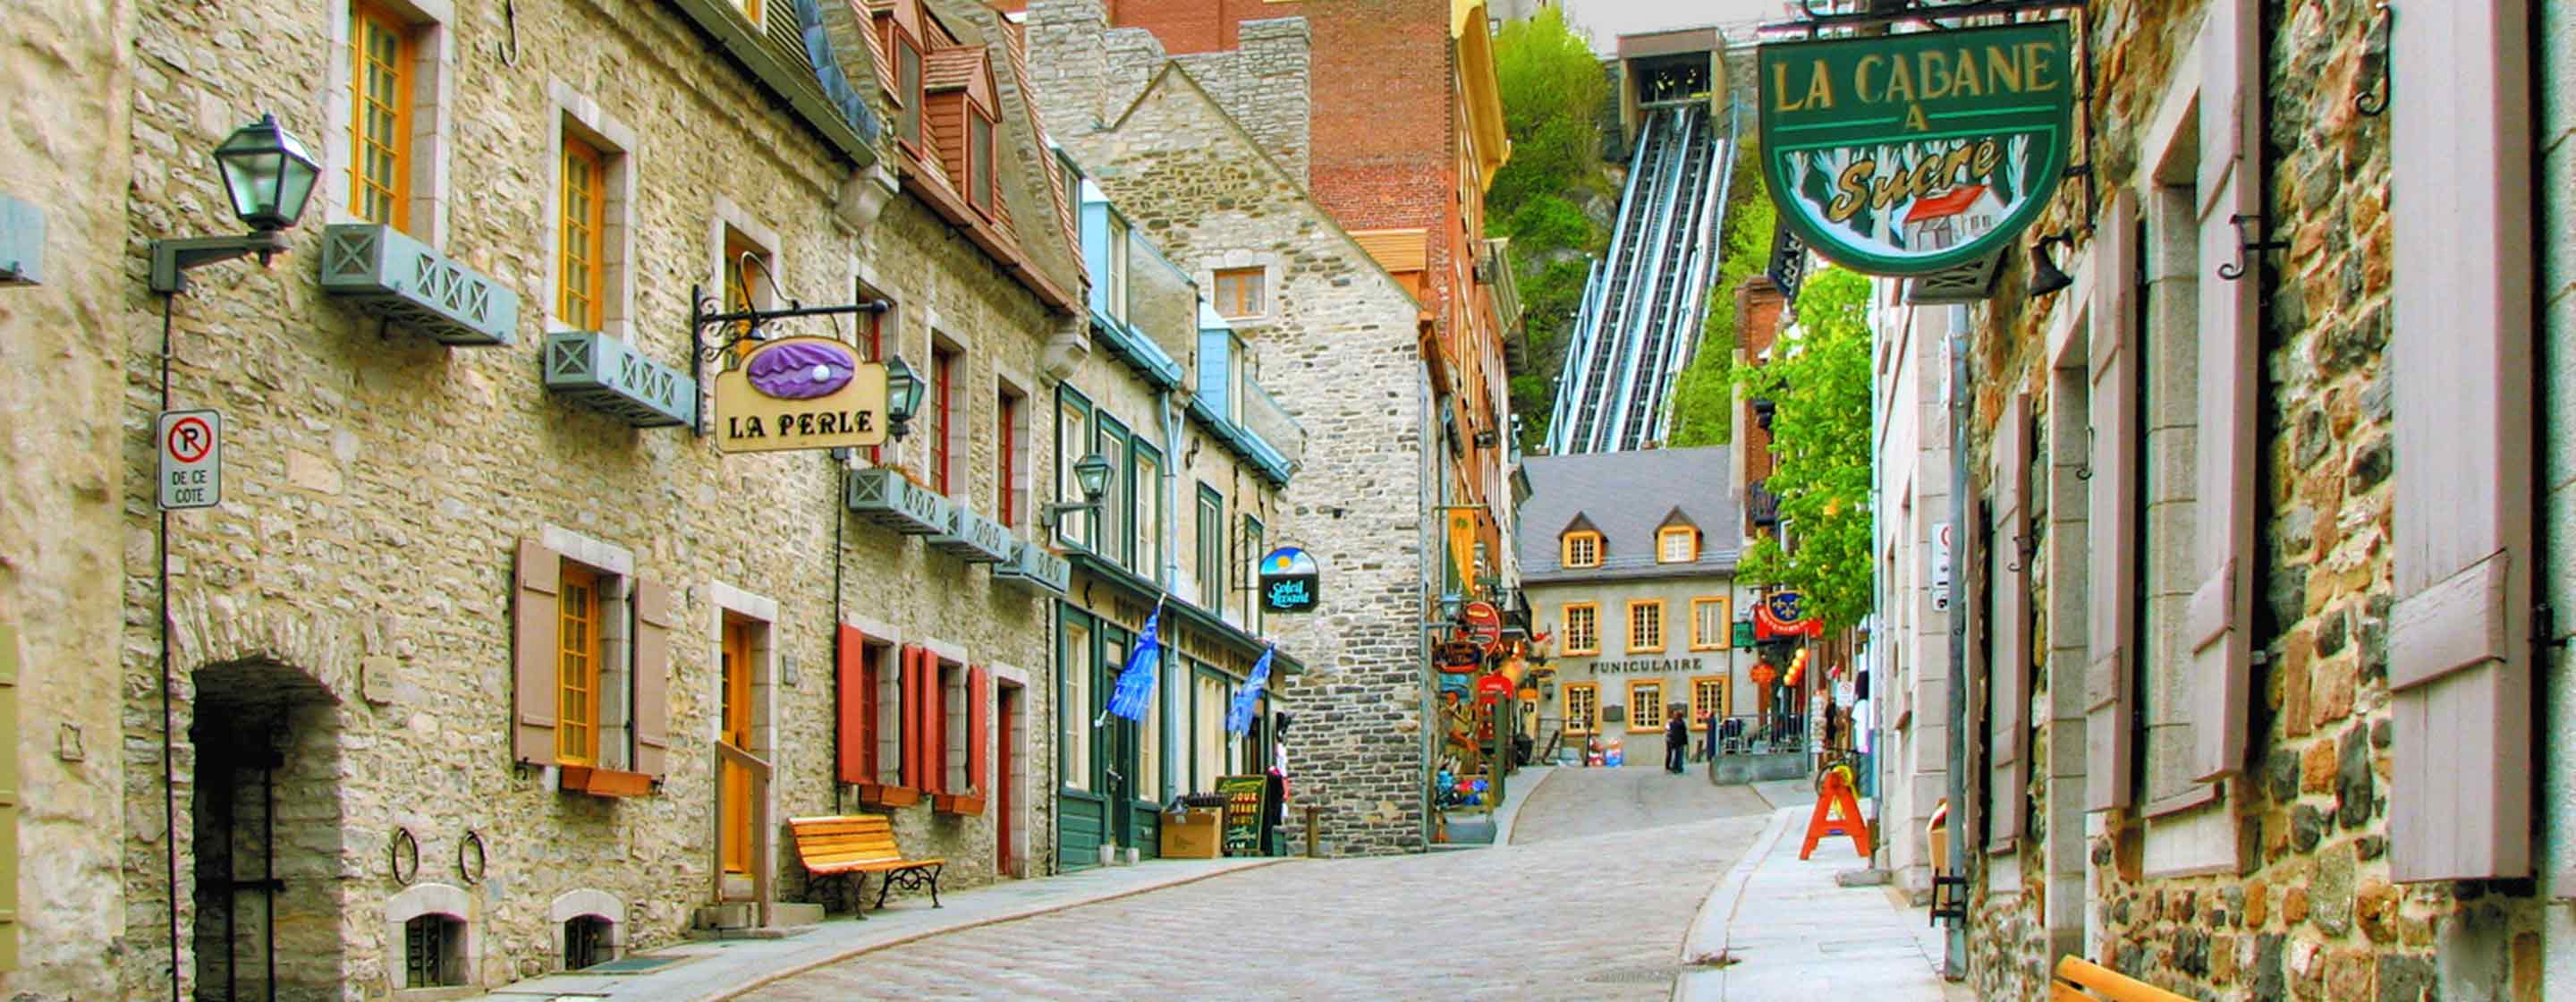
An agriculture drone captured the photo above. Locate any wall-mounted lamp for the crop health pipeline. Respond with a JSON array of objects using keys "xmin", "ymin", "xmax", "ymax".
[
  {"xmin": 2027, "ymin": 234, "xmax": 2075, "ymax": 298},
  {"xmin": 1039, "ymin": 453, "xmax": 1114, "ymax": 531},
  {"xmin": 150, "ymin": 115, "xmax": 321, "ymax": 293},
  {"xmin": 883, "ymin": 355, "xmax": 926, "ymax": 440},
  {"xmin": 1437, "ymin": 591, "xmax": 1465, "ymax": 622}
]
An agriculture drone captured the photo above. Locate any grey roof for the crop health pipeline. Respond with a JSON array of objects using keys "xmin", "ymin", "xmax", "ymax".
[{"xmin": 1518, "ymin": 446, "xmax": 1741, "ymax": 582}]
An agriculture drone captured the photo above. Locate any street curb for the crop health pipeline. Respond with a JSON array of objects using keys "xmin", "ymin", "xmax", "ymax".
[
  {"xmin": 1495, "ymin": 764, "xmax": 1560, "ymax": 845},
  {"xmin": 712, "ymin": 857, "xmax": 1293, "ymax": 1000},
  {"xmin": 1671, "ymin": 806, "xmax": 1803, "ymax": 1001}
]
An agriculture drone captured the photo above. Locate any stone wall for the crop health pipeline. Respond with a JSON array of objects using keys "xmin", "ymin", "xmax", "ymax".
[
  {"xmin": 0, "ymin": 2, "xmax": 135, "ymax": 998},
  {"xmin": 114, "ymin": 0, "xmax": 1066, "ymax": 996},
  {"xmin": 2545, "ymin": 0, "xmax": 2576, "ymax": 995}
]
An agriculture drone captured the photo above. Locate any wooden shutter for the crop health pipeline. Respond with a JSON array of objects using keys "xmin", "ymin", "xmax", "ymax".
[
  {"xmin": 631, "ymin": 578, "xmax": 674, "ymax": 779},
  {"xmin": 898, "ymin": 644, "xmax": 923, "ymax": 790},
  {"xmin": 2183, "ymin": 0, "xmax": 2262, "ymax": 784},
  {"xmin": 0, "ymin": 624, "xmax": 21, "ymax": 969},
  {"xmin": 967, "ymin": 666, "xmax": 989, "ymax": 795},
  {"xmin": 2084, "ymin": 191, "xmax": 2141, "ymax": 812},
  {"xmin": 928, "ymin": 659, "xmax": 949, "ymax": 795},
  {"xmin": 2388, "ymin": 0, "xmax": 2536, "ymax": 883},
  {"xmin": 513, "ymin": 539, "xmax": 562, "ymax": 765},
  {"xmin": 1988, "ymin": 392, "xmax": 2032, "ymax": 849},
  {"xmin": 836, "ymin": 625, "xmax": 869, "ymax": 785}
]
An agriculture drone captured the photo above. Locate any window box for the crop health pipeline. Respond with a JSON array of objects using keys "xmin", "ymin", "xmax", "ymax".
[
  {"xmin": 557, "ymin": 765, "xmax": 655, "ymax": 799},
  {"xmin": 993, "ymin": 539, "xmax": 1071, "ymax": 596},
  {"xmin": 318, "ymin": 223, "xmax": 520, "ymax": 346},
  {"xmin": 541, "ymin": 330, "xmax": 698, "ymax": 429},
  {"xmin": 846, "ymin": 465, "xmax": 952, "ymax": 535},
  {"xmin": 853, "ymin": 782, "xmax": 921, "ymax": 809},
  {"xmin": 932, "ymin": 792, "xmax": 986, "ymax": 817},
  {"xmin": 928, "ymin": 504, "xmax": 1012, "ymax": 563}
]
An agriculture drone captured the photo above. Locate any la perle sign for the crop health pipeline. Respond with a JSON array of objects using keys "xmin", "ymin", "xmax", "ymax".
[
  {"xmin": 710, "ymin": 335, "xmax": 891, "ymax": 454},
  {"xmin": 1758, "ymin": 21, "xmax": 2073, "ymax": 276}
]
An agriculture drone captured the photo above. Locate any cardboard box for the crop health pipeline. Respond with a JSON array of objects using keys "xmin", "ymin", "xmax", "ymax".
[{"xmin": 1159, "ymin": 809, "xmax": 1223, "ymax": 859}]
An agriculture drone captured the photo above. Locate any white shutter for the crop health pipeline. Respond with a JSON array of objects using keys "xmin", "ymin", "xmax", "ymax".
[
  {"xmin": 2084, "ymin": 191, "xmax": 2140, "ymax": 813},
  {"xmin": 2387, "ymin": 0, "xmax": 2536, "ymax": 882},
  {"xmin": 2183, "ymin": 0, "xmax": 2261, "ymax": 784}
]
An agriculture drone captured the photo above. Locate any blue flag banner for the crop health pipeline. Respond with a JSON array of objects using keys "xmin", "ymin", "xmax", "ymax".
[
  {"xmin": 1106, "ymin": 607, "xmax": 1162, "ymax": 722},
  {"xmin": 1226, "ymin": 646, "xmax": 1275, "ymax": 735}
]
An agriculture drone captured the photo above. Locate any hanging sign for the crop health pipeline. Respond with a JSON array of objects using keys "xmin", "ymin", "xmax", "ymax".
[
  {"xmin": 1756, "ymin": 590, "xmax": 1824, "ymax": 638},
  {"xmin": 1475, "ymin": 672, "xmax": 1512, "ymax": 707},
  {"xmin": 1258, "ymin": 547, "xmax": 1321, "ymax": 613},
  {"xmin": 1767, "ymin": 223, "xmax": 1809, "ymax": 301},
  {"xmin": 1461, "ymin": 601, "xmax": 1503, "ymax": 648},
  {"xmin": 1758, "ymin": 21, "xmax": 2074, "ymax": 276},
  {"xmin": 1436, "ymin": 641, "xmax": 1484, "ymax": 673},
  {"xmin": 711, "ymin": 335, "xmax": 889, "ymax": 454}
]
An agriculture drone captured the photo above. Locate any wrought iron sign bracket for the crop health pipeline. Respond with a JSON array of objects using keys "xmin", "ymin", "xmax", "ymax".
[
  {"xmin": 2216, "ymin": 214, "xmax": 2287, "ymax": 283},
  {"xmin": 2355, "ymin": 3, "xmax": 2393, "ymax": 117},
  {"xmin": 688, "ymin": 279, "xmax": 892, "ymax": 437},
  {"xmin": 1769, "ymin": 0, "xmax": 2089, "ymax": 38}
]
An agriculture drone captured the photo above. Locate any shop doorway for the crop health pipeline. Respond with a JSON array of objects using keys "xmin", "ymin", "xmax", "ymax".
[
  {"xmin": 189, "ymin": 659, "xmax": 346, "ymax": 1000},
  {"xmin": 996, "ymin": 683, "xmax": 1020, "ymax": 876},
  {"xmin": 716, "ymin": 616, "xmax": 764, "ymax": 901}
]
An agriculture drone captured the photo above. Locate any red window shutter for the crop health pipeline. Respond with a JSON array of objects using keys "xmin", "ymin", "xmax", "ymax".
[
  {"xmin": 836, "ymin": 625, "xmax": 869, "ymax": 785},
  {"xmin": 2182, "ymin": 0, "xmax": 2263, "ymax": 785},
  {"xmin": 2084, "ymin": 191, "xmax": 2141, "ymax": 813},
  {"xmin": 1988, "ymin": 392, "xmax": 2032, "ymax": 850},
  {"xmin": 899, "ymin": 644, "xmax": 923, "ymax": 789},
  {"xmin": 512, "ymin": 539, "xmax": 562, "ymax": 765},
  {"xmin": 631, "ymin": 578, "xmax": 675, "ymax": 779},
  {"xmin": 928, "ymin": 660, "xmax": 949, "ymax": 795},
  {"xmin": 2388, "ymin": 0, "xmax": 2536, "ymax": 882},
  {"xmin": 967, "ymin": 666, "xmax": 989, "ymax": 795}
]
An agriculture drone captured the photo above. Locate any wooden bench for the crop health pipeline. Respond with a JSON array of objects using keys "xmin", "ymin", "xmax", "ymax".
[
  {"xmin": 2054, "ymin": 956, "xmax": 2192, "ymax": 1001},
  {"xmin": 787, "ymin": 814, "xmax": 945, "ymax": 915}
]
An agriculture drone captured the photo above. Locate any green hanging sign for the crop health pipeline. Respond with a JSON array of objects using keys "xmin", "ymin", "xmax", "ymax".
[{"xmin": 1758, "ymin": 21, "xmax": 2074, "ymax": 276}]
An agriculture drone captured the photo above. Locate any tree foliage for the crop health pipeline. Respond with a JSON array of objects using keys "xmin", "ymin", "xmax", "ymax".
[
  {"xmin": 1490, "ymin": 8, "xmax": 1610, "ymax": 220},
  {"xmin": 1732, "ymin": 267, "xmax": 1874, "ymax": 631}
]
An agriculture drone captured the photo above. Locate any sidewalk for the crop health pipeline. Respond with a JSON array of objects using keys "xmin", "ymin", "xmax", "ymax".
[
  {"xmin": 478, "ymin": 855, "xmax": 1285, "ymax": 1002},
  {"xmin": 1673, "ymin": 791, "xmax": 1966, "ymax": 1001}
]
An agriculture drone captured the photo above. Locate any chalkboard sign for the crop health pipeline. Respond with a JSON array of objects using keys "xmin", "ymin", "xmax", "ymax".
[{"xmin": 1214, "ymin": 774, "xmax": 1271, "ymax": 856}]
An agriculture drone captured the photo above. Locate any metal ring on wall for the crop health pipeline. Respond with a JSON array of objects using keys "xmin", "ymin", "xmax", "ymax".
[
  {"xmin": 458, "ymin": 828, "xmax": 487, "ymax": 887},
  {"xmin": 389, "ymin": 827, "xmax": 419, "ymax": 886}
]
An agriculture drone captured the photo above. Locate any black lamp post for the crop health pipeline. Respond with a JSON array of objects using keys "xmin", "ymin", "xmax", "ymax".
[
  {"xmin": 1041, "ymin": 453, "xmax": 1114, "ymax": 531},
  {"xmin": 884, "ymin": 355, "xmax": 925, "ymax": 440},
  {"xmin": 150, "ymin": 114, "xmax": 322, "ymax": 293}
]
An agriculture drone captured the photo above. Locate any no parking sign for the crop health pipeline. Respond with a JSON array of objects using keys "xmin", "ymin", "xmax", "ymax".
[{"xmin": 157, "ymin": 409, "xmax": 221, "ymax": 511}]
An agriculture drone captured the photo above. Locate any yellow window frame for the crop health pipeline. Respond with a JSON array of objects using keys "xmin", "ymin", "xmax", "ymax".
[
  {"xmin": 1562, "ymin": 682, "xmax": 1598, "ymax": 735},
  {"xmin": 1690, "ymin": 597, "xmax": 1729, "ymax": 650},
  {"xmin": 1657, "ymin": 526, "xmax": 1698, "ymax": 564},
  {"xmin": 1214, "ymin": 267, "xmax": 1265, "ymax": 318},
  {"xmin": 555, "ymin": 564, "xmax": 602, "ymax": 766},
  {"xmin": 1690, "ymin": 675, "xmax": 1729, "ymax": 729},
  {"xmin": 1626, "ymin": 599, "xmax": 1665, "ymax": 653},
  {"xmin": 1562, "ymin": 602, "xmax": 1599, "ymax": 655},
  {"xmin": 348, "ymin": 0, "xmax": 415, "ymax": 231},
  {"xmin": 1627, "ymin": 680, "xmax": 1666, "ymax": 733},
  {"xmin": 558, "ymin": 135, "xmax": 607, "ymax": 329},
  {"xmin": 1561, "ymin": 531, "xmax": 1602, "ymax": 568}
]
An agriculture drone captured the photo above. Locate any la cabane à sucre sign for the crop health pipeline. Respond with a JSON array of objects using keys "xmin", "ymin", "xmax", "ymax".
[
  {"xmin": 712, "ymin": 335, "xmax": 890, "ymax": 454},
  {"xmin": 1758, "ymin": 21, "xmax": 2073, "ymax": 276}
]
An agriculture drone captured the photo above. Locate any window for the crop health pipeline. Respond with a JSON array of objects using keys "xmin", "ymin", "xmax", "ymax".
[
  {"xmin": 555, "ymin": 565, "xmax": 601, "ymax": 765},
  {"xmin": 403, "ymin": 913, "xmax": 464, "ymax": 987},
  {"xmin": 1628, "ymin": 681, "xmax": 1666, "ymax": 733},
  {"xmin": 848, "ymin": 638, "xmax": 883, "ymax": 782},
  {"xmin": 1627, "ymin": 599, "xmax": 1665, "ymax": 653},
  {"xmin": 1690, "ymin": 676, "xmax": 1728, "ymax": 729},
  {"xmin": 557, "ymin": 135, "xmax": 607, "ymax": 329},
  {"xmin": 1061, "ymin": 619, "xmax": 1090, "ymax": 790},
  {"xmin": 1057, "ymin": 394, "xmax": 1092, "ymax": 547},
  {"xmin": 1096, "ymin": 416, "xmax": 1131, "ymax": 565},
  {"xmin": 936, "ymin": 659, "xmax": 964, "ymax": 794},
  {"xmin": 1194, "ymin": 669, "xmax": 1230, "ymax": 789},
  {"xmin": 1106, "ymin": 216, "xmax": 1131, "ymax": 323},
  {"xmin": 1562, "ymin": 531, "xmax": 1602, "ymax": 569},
  {"xmin": 1137, "ymin": 661, "xmax": 1161, "ymax": 799},
  {"xmin": 1658, "ymin": 527, "xmax": 1698, "ymax": 564},
  {"xmin": 1213, "ymin": 267, "xmax": 1265, "ymax": 318},
  {"xmin": 969, "ymin": 113, "xmax": 996, "ymax": 213},
  {"xmin": 930, "ymin": 347, "xmax": 957, "ymax": 495},
  {"xmin": 1563, "ymin": 683, "xmax": 1598, "ymax": 735},
  {"xmin": 722, "ymin": 228, "xmax": 769, "ymax": 346},
  {"xmin": 1690, "ymin": 598, "xmax": 1728, "ymax": 650},
  {"xmin": 1242, "ymin": 515, "xmax": 1265, "ymax": 634},
  {"xmin": 737, "ymin": 0, "xmax": 762, "ymax": 28},
  {"xmin": 1563, "ymin": 603, "xmax": 1599, "ymax": 655},
  {"xmin": 860, "ymin": 288, "xmax": 892, "ymax": 464},
  {"xmin": 348, "ymin": 1, "xmax": 414, "ymax": 230},
  {"xmin": 893, "ymin": 30, "xmax": 922, "ymax": 149},
  {"xmin": 996, "ymin": 389, "xmax": 1021, "ymax": 525},
  {"xmin": 1195, "ymin": 487, "xmax": 1224, "ymax": 608},
  {"xmin": 1134, "ymin": 445, "xmax": 1163, "ymax": 578}
]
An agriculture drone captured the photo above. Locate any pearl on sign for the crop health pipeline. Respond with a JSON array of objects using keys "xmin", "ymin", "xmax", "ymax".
[{"xmin": 810, "ymin": 364, "xmax": 831, "ymax": 383}]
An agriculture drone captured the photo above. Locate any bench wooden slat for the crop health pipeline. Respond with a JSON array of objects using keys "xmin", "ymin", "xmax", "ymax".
[{"xmin": 2054, "ymin": 957, "xmax": 2192, "ymax": 1002}]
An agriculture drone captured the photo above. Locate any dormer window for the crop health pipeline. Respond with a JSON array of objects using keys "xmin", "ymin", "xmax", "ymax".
[
  {"xmin": 969, "ymin": 112, "xmax": 995, "ymax": 213},
  {"xmin": 889, "ymin": 28, "xmax": 922, "ymax": 149},
  {"xmin": 1562, "ymin": 531, "xmax": 1602, "ymax": 569},
  {"xmin": 1657, "ymin": 527, "xmax": 1698, "ymax": 564}
]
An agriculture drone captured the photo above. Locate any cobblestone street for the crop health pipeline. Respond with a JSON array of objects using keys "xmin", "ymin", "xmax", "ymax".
[{"xmin": 743, "ymin": 768, "xmax": 1772, "ymax": 1000}]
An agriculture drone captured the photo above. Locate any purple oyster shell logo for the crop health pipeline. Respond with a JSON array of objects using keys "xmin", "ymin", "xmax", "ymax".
[{"xmin": 744, "ymin": 339, "xmax": 857, "ymax": 400}]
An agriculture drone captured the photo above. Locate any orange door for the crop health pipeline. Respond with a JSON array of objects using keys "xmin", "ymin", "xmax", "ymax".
[{"xmin": 721, "ymin": 621, "xmax": 755, "ymax": 875}]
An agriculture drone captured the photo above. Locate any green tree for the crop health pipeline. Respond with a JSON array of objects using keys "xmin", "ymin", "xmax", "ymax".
[
  {"xmin": 1732, "ymin": 267, "xmax": 1874, "ymax": 631},
  {"xmin": 1488, "ymin": 6, "xmax": 1614, "ymax": 448}
]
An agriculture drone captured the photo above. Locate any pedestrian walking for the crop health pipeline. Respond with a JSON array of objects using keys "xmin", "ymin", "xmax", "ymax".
[{"xmin": 1665, "ymin": 706, "xmax": 1689, "ymax": 774}]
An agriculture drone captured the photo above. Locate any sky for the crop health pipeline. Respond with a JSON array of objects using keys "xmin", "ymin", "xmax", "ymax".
[{"xmin": 1553, "ymin": 0, "xmax": 1798, "ymax": 55}]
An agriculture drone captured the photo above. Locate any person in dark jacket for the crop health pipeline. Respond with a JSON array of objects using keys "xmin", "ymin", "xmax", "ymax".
[{"xmin": 1665, "ymin": 706, "xmax": 1690, "ymax": 774}]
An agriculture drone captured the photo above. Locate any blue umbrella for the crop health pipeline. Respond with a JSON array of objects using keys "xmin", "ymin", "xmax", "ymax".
[
  {"xmin": 1225, "ymin": 645, "xmax": 1275, "ymax": 734},
  {"xmin": 1104, "ymin": 604, "xmax": 1162, "ymax": 722}
]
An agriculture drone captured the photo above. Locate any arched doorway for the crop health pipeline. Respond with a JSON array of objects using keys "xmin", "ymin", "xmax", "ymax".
[{"xmin": 189, "ymin": 658, "xmax": 345, "ymax": 1000}]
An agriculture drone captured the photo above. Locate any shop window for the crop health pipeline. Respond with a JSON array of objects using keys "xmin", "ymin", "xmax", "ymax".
[
  {"xmin": 1193, "ymin": 669, "xmax": 1231, "ymax": 790},
  {"xmin": 1626, "ymin": 600, "xmax": 1665, "ymax": 654},
  {"xmin": 1563, "ymin": 683, "xmax": 1598, "ymax": 735},
  {"xmin": 564, "ymin": 915, "xmax": 611, "ymax": 971},
  {"xmin": 1690, "ymin": 676, "xmax": 1728, "ymax": 728},
  {"xmin": 1690, "ymin": 598, "xmax": 1728, "ymax": 651},
  {"xmin": 1657, "ymin": 527, "xmax": 1698, "ymax": 564},
  {"xmin": 403, "ymin": 913, "xmax": 464, "ymax": 988},
  {"xmin": 1562, "ymin": 531, "xmax": 1602, "ymax": 569},
  {"xmin": 1213, "ymin": 267, "xmax": 1265, "ymax": 318},
  {"xmin": 1061, "ymin": 621, "xmax": 1091, "ymax": 791},
  {"xmin": 1627, "ymin": 681, "xmax": 1666, "ymax": 734},
  {"xmin": 930, "ymin": 345, "xmax": 959, "ymax": 496},
  {"xmin": 1195, "ymin": 486, "xmax": 1224, "ymax": 608},
  {"xmin": 1563, "ymin": 603, "xmax": 1599, "ymax": 655},
  {"xmin": 1137, "ymin": 663, "xmax": 1161, "ymax": 798}
]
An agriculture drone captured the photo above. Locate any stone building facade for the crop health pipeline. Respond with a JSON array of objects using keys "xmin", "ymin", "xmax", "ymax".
[
  {"xmin": 1891, "ymin": 2, "xmax": 2557, "ymax": 998},
  {"xmin": 1866, "ymin": 279, "xmax": 1957, "ymax": 904},
  {"xmin": 1025, "ymin": 0, "xmax": 1439, "ymax": 856},
  {"xmin": 3, "ymin": 0, "xmax": 1097, "ymax": 997}
]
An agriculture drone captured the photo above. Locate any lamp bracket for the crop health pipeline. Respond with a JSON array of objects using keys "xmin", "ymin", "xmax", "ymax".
[
  {"xmin": 2354, "ymin": 3, "xmax": 2393, "ymax": 117},
  {"xmin": 148, "ymin": 231, "xmax": 291, "ymax": 294},
  {"xmin": 2215, "ymin": 213, "xmax": 2287, "ymax": 283},
  {"xmin": 1037, "ymin": 500, "xmax": 1103, "ymax": 531},
  {"xmin": 688, "ymin": 280, "xmax": 894, "ymax": 437}
]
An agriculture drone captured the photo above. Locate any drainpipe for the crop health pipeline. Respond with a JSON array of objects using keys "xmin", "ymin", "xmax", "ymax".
[{"xmin": 1945, "ymin": 304, "xmax": 1970, "ymax": 978}]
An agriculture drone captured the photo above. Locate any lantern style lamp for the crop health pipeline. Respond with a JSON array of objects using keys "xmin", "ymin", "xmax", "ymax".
[
  {"xmin": 150, "ymin": 114, "xmax": 322, "ymax": 293},
  {"xmin": 1438, "ymin": 591, "xmax": 1466, "ymax": 622},
  {"xmin": 883, "ymin": 355, "xmax": 926, "ymax": 440},
  {"xmin": 1040, "ymin": 452, "xmax": 1114, "ymax": 532}
]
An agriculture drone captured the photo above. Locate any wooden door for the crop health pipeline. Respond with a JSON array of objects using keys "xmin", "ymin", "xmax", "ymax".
[
  {"xmin": 720, "ymin": 620, "xmax": 755, "ymax": 875},
  {"xmin": 996, "ymin": 685, "xmax": 1017, "ymax": 876}
]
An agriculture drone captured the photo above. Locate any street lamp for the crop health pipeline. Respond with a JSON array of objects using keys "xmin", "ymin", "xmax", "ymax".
[
  {"xmin": 884, "ymin": 355, "xmax": 925, "ymax": 440},
  {"xmin": 150, "ymin": 114, "xmax": 322, "ymax": 293},
  {"xmin": 1039, "ymin": 453, "xmax": 1114, "ymax": 531}
]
